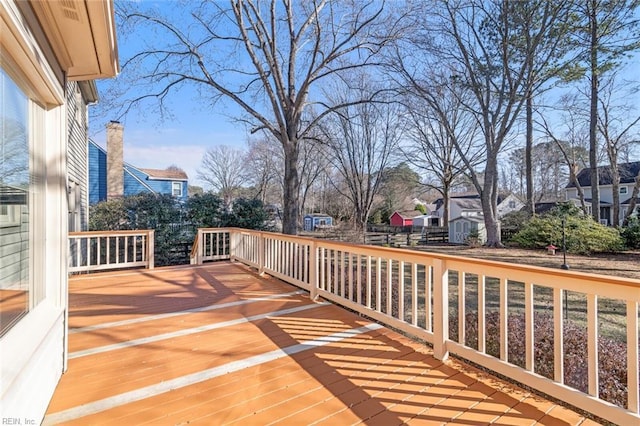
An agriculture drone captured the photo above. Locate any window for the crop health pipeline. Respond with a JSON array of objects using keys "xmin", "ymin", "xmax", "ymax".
[
  {"xmin": 508, "ymin": 200, "xmax": 516, "ymax": 208},
  {"xmin": 0, "ymin": 68, "xmax": 30, "ymax": 336},
  {"xmin": 172, "ymin": 181, "xmax": 182, "ymax": 197},
  {"xmin": 620, "ymin": 186, "xmax": 628, "ymax": 195}
]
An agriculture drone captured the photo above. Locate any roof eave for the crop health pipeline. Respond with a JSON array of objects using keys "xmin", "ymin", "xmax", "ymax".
[{"xmin": 30, "ymin": 0, "xmax": 119, "ymax": 80}]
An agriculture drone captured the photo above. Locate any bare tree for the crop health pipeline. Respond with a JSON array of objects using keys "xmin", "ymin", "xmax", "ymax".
[
  {"xmin": 598, "ymin": 72, "xmax": 640, "ymax": 226},
  {"xmin": 400, "ymin": 77, "xmax": 482, "ymax": 227},
  {"xmin": 398, "ymin": 0, "xmax": 558, "ymax": 246},
  {"xmin": 571, "ymin": 0, "xmax": 640, "ymax": 222},
  {"xmin": 538, "ymin": 96, "xmax": 591, "ymax": 214},
  {"xmin": 319, "ymin": 86, "xmax": 402, "ymax": 237},
  {"xmin": 110, "ymin": 0, "xmax": 403, "ymax": 234},
  {"xmin": 198, "ymin": 145, "xmax": 247, "ymax": 207},
  {"xmin": 245, "ymin": 137, "xmax": 280, "ymax": 205}
]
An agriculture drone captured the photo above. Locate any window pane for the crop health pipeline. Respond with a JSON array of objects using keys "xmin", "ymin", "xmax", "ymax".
[{"xmin": 0, "ymin": 68, "xmax": 30, "ymax": 336}]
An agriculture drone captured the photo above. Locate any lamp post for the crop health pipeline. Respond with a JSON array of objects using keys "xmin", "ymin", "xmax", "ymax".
[
  {"xmin": 561, "ymin": 217, "xmax": 569, "ymax": 320},
  {"xmin": 561, "ymin": 218, "xmax": 569, "ymax": 270}
]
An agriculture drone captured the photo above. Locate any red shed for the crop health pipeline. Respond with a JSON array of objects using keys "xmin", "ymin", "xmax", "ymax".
[{"xmin": 389, "ymin": 211, "xmax": 416, "ymax": 227}]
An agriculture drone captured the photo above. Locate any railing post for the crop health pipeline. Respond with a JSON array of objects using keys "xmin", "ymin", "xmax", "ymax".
[
  {"xmin": 258, "ymin": 232, "xmax": 265, "ymax": 276},
  {"xmin": 432, "ymin": 258, "xmax": 449, "ymax": 361},
  {"xmin": 229, "ymin": 229, "xmax": 236, "ymax": 261},
  {"xmin": 309, "ymin": 240, "xmax": 318, "ymax": 301},
  {"xmin": 197, "ymin": 228, "xmax": 204, "ymax": 265},
  {"xmin": 147, "ymin": 230, "xmax": 155, "ymax": 269}
]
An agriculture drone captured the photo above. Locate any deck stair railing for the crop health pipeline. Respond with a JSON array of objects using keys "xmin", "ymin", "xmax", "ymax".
[
  {"xmin": 68, "ymin": 230, "xmax": 154, "ymax": 273},
  {"xmin": 191, "ymin": 227, "xmax": 640, "ymax": 425}
]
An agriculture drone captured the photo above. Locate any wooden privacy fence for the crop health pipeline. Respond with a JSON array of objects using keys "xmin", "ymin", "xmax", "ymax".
[
  {"xmin": 191, "ymin": 228, "xmax": 640, "ymax": 426},
  {"xmin": 68, "ymin": 230, "xmax": 154, "ymax": 273}
]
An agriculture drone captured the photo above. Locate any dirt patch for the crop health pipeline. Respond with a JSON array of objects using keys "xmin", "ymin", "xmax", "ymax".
[{"xmin": 413, "ymin": 244, "xmax": 640, "ymax": 280}]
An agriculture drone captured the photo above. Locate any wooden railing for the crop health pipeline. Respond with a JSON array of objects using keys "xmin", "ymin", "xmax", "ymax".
[
  {"xmin": 191, "ymin": 228, "xmax": 640, "ymax": 425},
  {"xmin": 191, "ymin": 228, "xmax": 231, "ymax": 265},
  {"xmin": 68, "ymin": 230, "xmax": 154, "ymax": 273}
]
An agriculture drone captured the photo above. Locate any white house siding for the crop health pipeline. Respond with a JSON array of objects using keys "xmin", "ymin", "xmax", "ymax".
[
  {"xmin": 66, "ymin": 82, "xmax": 90, "ymax": 231},
  {"xmin": 0, "ymin": 205, "xmax": 28, "ymax": 290},
  {"xmin": 0, "ymin": 1, "xmax": 105, "ymax": 422}
]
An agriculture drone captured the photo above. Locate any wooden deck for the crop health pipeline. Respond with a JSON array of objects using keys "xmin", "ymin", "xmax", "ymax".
[{"xmin": 44, "ymin": 262, "xmax": 598, "ymax": 425}]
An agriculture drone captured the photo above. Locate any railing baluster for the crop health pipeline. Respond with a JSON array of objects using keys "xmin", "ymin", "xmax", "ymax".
[
  {"xmin": 346, "ymin": 253, "xmax": 355, "ymax": 300},
  {"xmin": 627, "ymin": 301, "xmax": 639, "ymax": 413},
  {"xmin": 376, "ymin": 257, "xmax": 382, "ymax": 312},
  {"xmin": 553, "ymin": 287, "xmax": 564, "ymax": 383},
  {"xmin": 525, "ymin": 282, "xmax": 534, "ymax": 372},
  {"xmin": 333, "ymin": 250, "xmax": 340, "ymax": 294},
  {"xmin": 341, "ymin": 251, "xmax": 346, "ymax": 298},
  {"xmin": 478, "ymin": 274, "xmax": 486, "ymax": 353},
  {"xmin": 398, "ymin": 261, "xmax": 405, "ymax": 321},
  {"xmin": 386, "ymin": 258, "xmax": 392, "ymax": 315},
  {"xmin": 425, "ymin": 264, "xmax": 432, "ymax": 332},
  {"xmin": 432, "ymin": 258, "xmax": 448, "ymax": 361},
  {"xmin": 459, "ymin": 272, "xmax": 465, "ymax": 345},
  {"xmin": 366, "ymin": 256, "xmax": 372, "ymax": 308},
  {"xmin": 412, "ymin": 263, "xmax": 418, "ymax": 326},
  {"xmin": 500, "ymin": 278, "xmax": 508, "ymax": 362},
  {"xmin": 97, "ymin": 236, "xmax": 101, "ymax": 266},
  {"xmin": 320, "ymin": 247, "xmax": 325, "ymax": 290},
  {"xmin": 587, "ymin": 294, "xmax": 599, "ymax": 397},
  {"xmin": 356, "ymin": 255, "xmax": 362, "ymax": 305}
]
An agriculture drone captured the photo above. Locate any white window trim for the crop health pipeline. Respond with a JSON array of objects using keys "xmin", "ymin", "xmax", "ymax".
[
  {"xmin": 172, "ymin": 181, "xmax": 182, "ymax": 197},
  {"xmin": 620, "ymin": 186, "xmax": 628, "ymax": 195}
]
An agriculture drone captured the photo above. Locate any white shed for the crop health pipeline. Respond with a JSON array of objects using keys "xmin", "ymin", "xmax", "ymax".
[{"xmin": 449, "ymin": 216, "xmax": 487, "ymax": 244}]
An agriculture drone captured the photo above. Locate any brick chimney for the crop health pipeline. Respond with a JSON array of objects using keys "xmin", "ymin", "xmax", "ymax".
[{"xmin": 106, "ymin": 121, "xmax": 124, "ymax": 200}]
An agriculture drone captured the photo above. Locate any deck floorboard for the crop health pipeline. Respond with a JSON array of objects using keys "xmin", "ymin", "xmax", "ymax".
[{"xmin": 45, "ymin": 262, "xmax": 592, "ymax": 425}]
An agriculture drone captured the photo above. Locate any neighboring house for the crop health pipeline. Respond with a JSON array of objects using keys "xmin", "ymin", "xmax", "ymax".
[
  {"xmin": 303, "ymin": 214, "xmax": 333, "ymax": 231},
  {"xmin": 565, "ymin": 161, "xmax": 640, "ymax": 225},
  {"xmin": 88, "ymin": 125, "xmax": 188, "ymax": 204},
  {"xmin": 412, "ymin": 214, "xmax": 442, "ymax": 228},
  {"xmin": 389, "ymin": 211, "xmax": 417, "ymax": 227},
  {"xmin": 0, "ymin": 0, "xmax": 118, "ymax": 422},
  {"xmin": 449, "ymin": 216, "xmax": 487, "ymax": 245},
  {"xmin": 435, "ymin": 194, "xmax": 524, "ymax": 223}
]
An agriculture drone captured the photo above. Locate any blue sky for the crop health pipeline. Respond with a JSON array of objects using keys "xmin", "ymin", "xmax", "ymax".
[{"xmin": 89, "ymin": 2, "xmax": 640, "ymax": 189}]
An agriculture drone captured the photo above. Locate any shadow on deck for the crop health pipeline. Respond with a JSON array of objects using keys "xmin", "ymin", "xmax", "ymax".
[{"xmin": 44, "ymin": 262, "xmax": 596, "ymax": 425}]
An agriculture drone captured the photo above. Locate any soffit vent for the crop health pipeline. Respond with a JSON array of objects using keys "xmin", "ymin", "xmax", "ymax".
[{"xmin": 60, "ymin": 0, "xmax": 80, "ymax": 22}]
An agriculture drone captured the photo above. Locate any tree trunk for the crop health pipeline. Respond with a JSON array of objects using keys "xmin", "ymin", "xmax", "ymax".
[
  {"xmin": 611, "ymin": 162, "xmax": 620, "ymax": 227},
  {"xmin": 570, "ymin": 163, "xmax": 588, "ymax": 215},
  {"xmin": 588, "ymin": 0, "xmax": 600, "ymax": 223},
  {"xmin": 442, "ymin": 184, "xmax": 450, "ymax": 228},
  {"xmin": 282, "ymin": 141, "xmax": 300, "ymax": 235},
  {"xmin": 525, "ymin": 81, "xmax": 534, "ymax": 215},
  {"xmin": 482, "ymin": 155, "xmax": 502, "ymax": 247},
  {"xmin": 623, "ymin": 172, "xmax": 640, "ymax": 225}
]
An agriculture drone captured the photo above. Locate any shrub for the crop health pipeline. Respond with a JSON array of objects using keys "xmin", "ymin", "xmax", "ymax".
[
  {"xmin": 452, "ymin": 312, "xmax": 631, "ymax": 409},
  {"xmin": 223, "ymin": 198, "xmax": 270, "ymax": 230},
  {"xmin": 90, "ymin": 193, "xmax": 272, "ymax": 266},
  {"xmin": 621, "ymin": 217, "xmax": 640, "ymax": 249},
  {"xmin": 500, "ymin": 210, "xmax": 531, "ymax": 229},
  {"xmin": 186, "ymin": 193, "xmax": 224, "ymax": 228},
  {"xmin": 511, "ymin": 214, "xmax": 622, "ymax": 254}
]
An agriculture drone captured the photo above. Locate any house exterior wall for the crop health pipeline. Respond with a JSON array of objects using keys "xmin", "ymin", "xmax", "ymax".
[
  {"xmin": 66, "ymin": 82, "xmax": 90, "ymax": 231},
  {"xmin": 0, "ymin": 1, "xmax": 117, "ymax": 422},
  {"xmin": 303, "ymin": 215, "xmax": 333, "ymax": 231},
  {"xmin": 88, "ymin": 145, "xmax": 189, "ymax": 204},
  {"xmin": 449, "ymin": 218, "xmax": 486, "ymax": 244},
  {"xmin": 565, "ymin": 184, "xmax": 635, "ymax": 224},
  {"xmin": 88, "ymin": 141, "xmax": 107, "ymax": 204},
  {"xmin": 390, "ymin": 212, "xmax": 412, "ymax": 227}
]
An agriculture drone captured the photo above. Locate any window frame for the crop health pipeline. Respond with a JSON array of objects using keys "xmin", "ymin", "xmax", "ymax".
[{"xmin": 172, "ymin": 181, "xmax": 182, "ymax": 197}]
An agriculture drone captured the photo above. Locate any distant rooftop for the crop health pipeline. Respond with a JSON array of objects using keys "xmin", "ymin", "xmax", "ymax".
[{"xmin": 139, "ymin": 168, "xmax": 188, "ymax": 181}]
